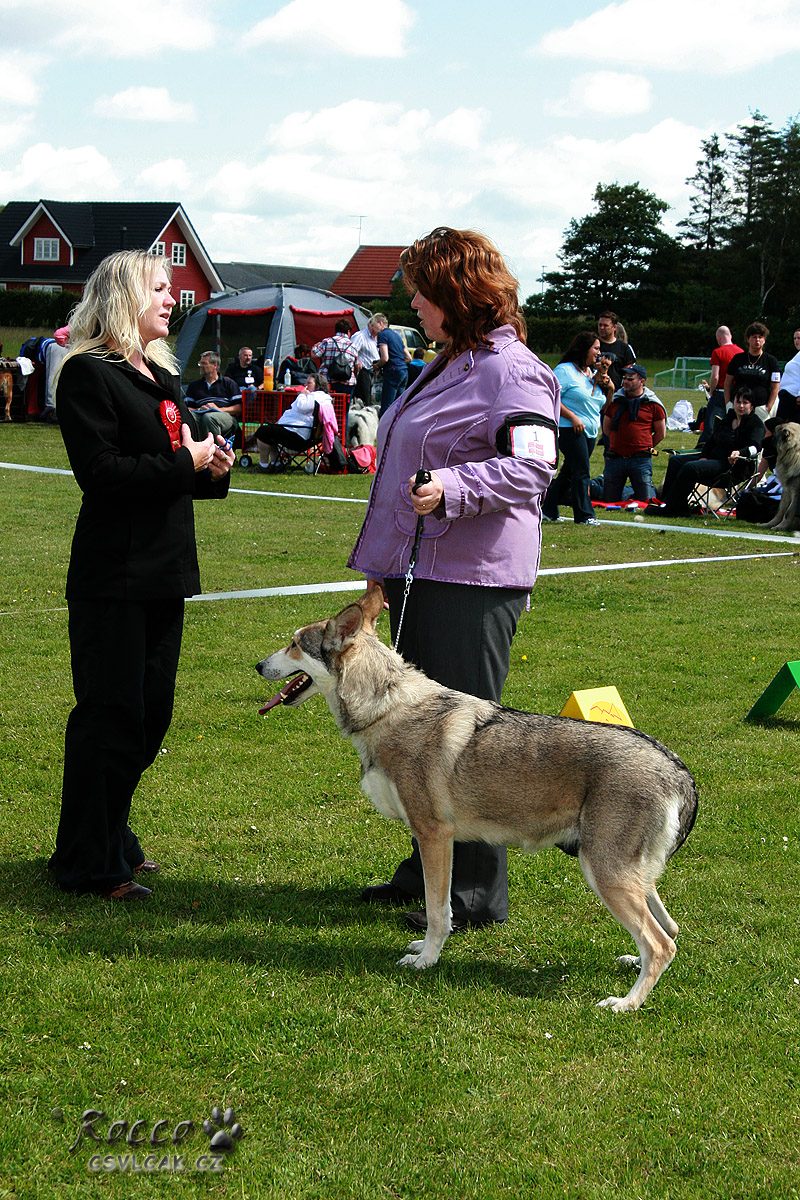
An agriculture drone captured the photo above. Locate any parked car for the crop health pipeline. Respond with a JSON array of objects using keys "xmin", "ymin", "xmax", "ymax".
[{"xmin": 391, "ymin": 325, "xmax": 437, "ymax": 363}]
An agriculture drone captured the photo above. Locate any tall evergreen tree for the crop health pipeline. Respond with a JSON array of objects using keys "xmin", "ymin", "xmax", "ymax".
[
  {"xmin": 543, "ymin": 181, "xmax": 672, "ymax": 315},
  {"xmin": 678, "ymin": 133, "xmax": 731, "ymax": 253}
]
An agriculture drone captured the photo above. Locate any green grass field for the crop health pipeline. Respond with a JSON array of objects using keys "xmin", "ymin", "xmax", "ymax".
[{"xmin": 1, "ymin": 422, "xmax": 798, "ymax": 1199}]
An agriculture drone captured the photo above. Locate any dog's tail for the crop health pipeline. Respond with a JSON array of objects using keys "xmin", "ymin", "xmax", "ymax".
[{"xmin": 669, "ymin": 769, "xmax": 699, "ymax": 859}]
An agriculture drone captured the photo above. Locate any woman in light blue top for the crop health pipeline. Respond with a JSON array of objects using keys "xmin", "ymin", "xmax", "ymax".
[{"xmin": 542, "ymin": 331, "xmax": 614, "ymax": 524}]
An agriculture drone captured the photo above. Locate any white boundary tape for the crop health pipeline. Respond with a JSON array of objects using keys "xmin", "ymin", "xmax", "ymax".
[
  {"xmin": 2, "ymin": 460, "xmax": 797, "ymax": 609},
  {"xmin": 189, "ymin": 551, "xmax": 795, "ymax": 602}
]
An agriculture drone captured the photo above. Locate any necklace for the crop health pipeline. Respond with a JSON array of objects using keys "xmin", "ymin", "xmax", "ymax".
[{"xmin": 747, "ymin": 350, "xmax": 763, "ymax": 367}]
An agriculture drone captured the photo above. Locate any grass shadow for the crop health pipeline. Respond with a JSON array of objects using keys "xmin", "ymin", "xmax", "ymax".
[{"xmin": 1, "ymin": 857, "xmax": 600, "ymax": 1001}]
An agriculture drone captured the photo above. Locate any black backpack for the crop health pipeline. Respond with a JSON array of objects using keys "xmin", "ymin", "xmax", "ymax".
[{"xmin": 327, "ymin": 348, "xmax": 351, "ymax": 383}]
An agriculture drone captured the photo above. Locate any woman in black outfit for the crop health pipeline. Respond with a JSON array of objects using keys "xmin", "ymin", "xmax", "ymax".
[
  {"xmin": 648, "ymin": 385, "xmax": 764, "ymax": 516},
  {"xmin": 49, "ymin": 250, "xmax": 235, "ymax": 900}
]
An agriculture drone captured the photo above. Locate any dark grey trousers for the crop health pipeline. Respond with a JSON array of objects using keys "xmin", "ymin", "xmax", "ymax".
[{"xmin": 383, "ymin": 577, "xmax": 528, "ymax": 922}]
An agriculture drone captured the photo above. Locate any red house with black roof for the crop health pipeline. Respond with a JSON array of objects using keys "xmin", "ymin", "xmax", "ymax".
[{"xmin": 0, "ymin": 200, "xmax": 224, "ymax": 308}]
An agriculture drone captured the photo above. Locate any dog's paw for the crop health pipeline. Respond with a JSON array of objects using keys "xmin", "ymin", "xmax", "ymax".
[
  {"xmin": 597, "ymin": 995, "xmax": 639, "ymax": 1014},
  {"xmin": 406, "ymin": 938, "xmax": 425, "ymax": 954},
  {"xmin": 616, "ymin": 954, "xmax": 641, "ymax": 969},
  {"xmin": 397, "ymin": 947, "xmax": 435, "ymax": 969}
]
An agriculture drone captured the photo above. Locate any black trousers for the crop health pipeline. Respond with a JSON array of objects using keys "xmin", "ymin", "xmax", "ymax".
[
  {"xmin": 383, "ymin": 577, "xmax": 528, "ymax": 922},
  {"xmin": 49, "ymin": 597, "xmax": 184, "ymax": 893}
]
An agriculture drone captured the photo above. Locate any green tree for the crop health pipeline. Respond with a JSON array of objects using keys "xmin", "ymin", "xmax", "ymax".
[{"xmin": 542, "ymin": 181, "xmax": 673, "ymax": 316}]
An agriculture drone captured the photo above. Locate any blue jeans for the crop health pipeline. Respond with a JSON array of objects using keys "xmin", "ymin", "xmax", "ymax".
[
  {"xmin": 542, "ymin": 428, "xmax": 597, "ymax": 523},
  {"xmin": 379, "ymin": 368, "xmax": 408, "ymax": 416},
  {"xmin": 602, "ymin": 453, "xmax": 654, "ymax": 501}
]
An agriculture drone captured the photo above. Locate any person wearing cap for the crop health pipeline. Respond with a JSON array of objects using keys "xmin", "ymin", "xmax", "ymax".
[{"xmin": 601, "ymin": 364, "xmax": 666, "ymax": 502}]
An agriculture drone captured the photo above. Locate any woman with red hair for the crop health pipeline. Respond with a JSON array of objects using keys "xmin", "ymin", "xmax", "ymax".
[{"xmin": 349, "ymin": 227, "xmax": 560, "ymax": 932}]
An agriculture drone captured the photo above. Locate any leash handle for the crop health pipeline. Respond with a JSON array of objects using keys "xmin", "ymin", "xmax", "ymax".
[{"xmin": 393, "ymin": 470, "xmax": 432, "ymax": 651}]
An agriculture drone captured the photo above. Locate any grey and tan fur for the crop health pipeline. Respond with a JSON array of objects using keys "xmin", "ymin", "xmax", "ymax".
[
  {"xmin": 257, "ymin": 587, "xmax": 698, "ymax": 1013},
  {"xmin": 763, "ymin": 422, "xmax": 800, "ymax": 530},
  {"xmin": 346, "ymin": 399, "xmax": 380, "ymax": 447}
]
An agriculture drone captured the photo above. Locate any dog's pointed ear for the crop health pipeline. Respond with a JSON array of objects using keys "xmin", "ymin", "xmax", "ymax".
[
  {"xmin": 323, "ymin": 602, "xmax": 364, "ymax": 653},
  {"xmin": 359, "ymin": 584, "xmax": 385, "ymax": 632}
]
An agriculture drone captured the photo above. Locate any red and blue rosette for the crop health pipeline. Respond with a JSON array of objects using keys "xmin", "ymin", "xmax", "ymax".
[{"xmin": 159, "ymin": 398, "xmax": 182, "ymax": 451}]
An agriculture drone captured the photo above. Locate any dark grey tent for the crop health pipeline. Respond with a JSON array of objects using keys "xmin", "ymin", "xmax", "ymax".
[{"xmin": 173, "ymin": 284, "xmax": 372, "ymax": 384}]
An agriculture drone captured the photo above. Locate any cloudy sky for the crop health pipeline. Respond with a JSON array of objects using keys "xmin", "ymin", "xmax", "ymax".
[{"xmin": 2, "ymin": 0, "xmax": 799, "ymax": 299}]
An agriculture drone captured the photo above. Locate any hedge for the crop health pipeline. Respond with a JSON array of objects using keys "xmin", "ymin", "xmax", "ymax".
[
  {"xmin": 0, "ymin": 288, "xmax": 78, "ymax": 329},
  {"xmin": 523, "ymin": 314, "xmax": 798, "ymax": 360}
]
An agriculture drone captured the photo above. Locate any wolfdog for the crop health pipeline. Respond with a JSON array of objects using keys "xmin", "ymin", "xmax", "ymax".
[
  {"xmin": 257, "ymin": 587, "xmax": 697, "ymax": 1013},
  {"xmin": 764, "ymin": 422, "xmax": 800, "ymax": 530}
]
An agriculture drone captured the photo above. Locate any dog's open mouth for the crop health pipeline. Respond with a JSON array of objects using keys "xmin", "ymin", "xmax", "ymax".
[{"xmin": 259, "ymin": 672, "xmax": 314, "ymax": 715}]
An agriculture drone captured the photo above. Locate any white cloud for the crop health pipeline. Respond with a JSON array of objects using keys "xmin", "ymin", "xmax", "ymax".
[
  {"xmin": 0, "ymin": 52, "xmax": 47, "ymax": 107},
  {"xmin": 0, "ymin": 111, "xmax": 35, "ymax": 152},
  {"xmin": 546, "ymin": 72, "xmax": 653, "ymax": 118},
  {"xmin": 0, "ymin": 142, "xmax": 120, "ymax": 198},
  {"xmin": 136, "ymin": 158, "xmax": 194, "ymax": 193},
  {"xmin": 32, "ymin": 0, "xmax": 217, "ymax": 57},
  {"xmin": 534, "ymin": 0, "xmax": 800, "ymax": 74},
  {"xmin": 250, "ymin": 0, "xmax": 416, "ymax": 57},
  {"xmin": 94, "ymin": 87, "xmax": 195, "ymax": 123}
]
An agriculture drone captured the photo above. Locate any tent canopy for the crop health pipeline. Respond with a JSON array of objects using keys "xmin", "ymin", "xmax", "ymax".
[{"xmin": 173, "ymin": 284, "xmax": 372, "ymax": 383}]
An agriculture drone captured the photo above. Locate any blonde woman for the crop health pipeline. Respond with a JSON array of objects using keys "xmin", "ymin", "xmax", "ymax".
[{"xmin": 49, "ymin": 250, "xmax": 234, "ymax": 900}]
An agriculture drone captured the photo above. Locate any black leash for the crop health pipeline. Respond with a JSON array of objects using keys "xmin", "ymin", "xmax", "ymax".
[{"xmin": 393, "ymin": 469, "xmax": 431, "ymax": 651}]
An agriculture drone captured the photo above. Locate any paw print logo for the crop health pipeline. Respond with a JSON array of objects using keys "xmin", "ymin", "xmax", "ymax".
[{"xmin": 203, "ymin": 1106, "xmax": 244, "ymax": 1153}]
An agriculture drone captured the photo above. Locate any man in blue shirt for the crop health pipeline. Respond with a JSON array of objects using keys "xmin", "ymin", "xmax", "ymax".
[{"xmin": 377, "ymin": 325, "xmax": 412, "ymax": 415}]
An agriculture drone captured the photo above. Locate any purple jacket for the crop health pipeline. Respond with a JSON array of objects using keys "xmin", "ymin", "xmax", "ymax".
[{"xmin": 348, "ymin": 325, "xmax": 560, "ymax": 589}]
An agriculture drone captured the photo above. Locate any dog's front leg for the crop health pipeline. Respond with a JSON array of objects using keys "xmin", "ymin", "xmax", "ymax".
[{"xmin": 398, "ymin": 831, "xmax": 454, "ymax": 970}]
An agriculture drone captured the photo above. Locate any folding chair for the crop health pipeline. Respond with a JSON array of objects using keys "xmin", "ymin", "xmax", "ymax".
[
  {"xmin": 689, "ymin": 457, "xmax": 758, "ymax": 520},
  {"xmin": 276, "ymin": 402, "xmax": 323, "ymax": 475}
]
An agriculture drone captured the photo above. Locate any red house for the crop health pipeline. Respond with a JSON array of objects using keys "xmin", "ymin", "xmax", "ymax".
[
  {"xmin": 330, "ymin": 245, "xmax": 407, "ymax": 305},
  {"xmin": 0, "ymin": 200, "xmax": 224, "ymax": 308}
]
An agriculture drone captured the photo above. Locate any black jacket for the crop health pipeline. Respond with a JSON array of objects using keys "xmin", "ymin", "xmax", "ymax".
[
  {"xmin": 57, "ymin": 352, "xmax": 229, "ymax": 600},
  {"xmin": 703, "ymin": 409, "xmax": 765, "ymax": 465}
]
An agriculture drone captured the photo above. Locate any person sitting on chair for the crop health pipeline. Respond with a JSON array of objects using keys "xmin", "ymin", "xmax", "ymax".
[
  {"xmin": 646, "ymin": 385, "xmax": 764, "ymax": 517},
  {"xmin": 185, "ymin": 351, "xmax": 241, "ymax": 441},
  {"xmin": 254, "ymin": 372, "xmax": 330, "ymax": 473}
]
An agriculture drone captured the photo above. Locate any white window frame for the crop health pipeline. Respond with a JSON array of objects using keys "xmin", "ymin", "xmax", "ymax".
[
  {"xmin": 34, "ymin": 238, "xmax": 60, "ymax": 262},
  {"xmin": 152, "ymin": 241, "xmax": 166, "ymax": 256},
  {"xmin": 171, "ymin": 242, "xmax": 186, "ymax": 267},
  {"xmin": 30, "ymin": 284, "xmax": 62, "ymax": 294},
  {"xmin": 179, "ymin": 290, "xmax": 195, "ymax": 309}
]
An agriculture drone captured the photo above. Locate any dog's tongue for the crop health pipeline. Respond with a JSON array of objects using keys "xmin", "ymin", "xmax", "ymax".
[{"xmin": 258, "ymin": 673, "xmax": 310, "ymax": 715}]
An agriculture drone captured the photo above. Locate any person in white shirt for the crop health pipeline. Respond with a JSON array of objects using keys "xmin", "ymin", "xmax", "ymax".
[{"xmin": 349, "ymin": 314, "xmax": 387, "ymax": 405}]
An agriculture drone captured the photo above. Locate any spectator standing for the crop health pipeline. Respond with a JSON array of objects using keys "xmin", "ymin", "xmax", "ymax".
[
  {"xmin": 224, "ymin": 346, "xmax": 263, "ymax": 389},
  {"xmin": 350, "ymin": 314, "xmax": 387, "ymax": 405},
  {"xmin": 602, "ymin": 365, "xmax": 666, "ymax": 502},
  {"xmin": 724, "ymin": 322, "xmax": 781, "ymax": 423},
  {"xmin": 312, "ymin": 319, "xmax": 358, "ymax": 398},
  {"xmin": 185, "ymin": 351, "xmax": 241, "ymax": 440},
  {"xmin": 698, "ymin": 326, "xmax": 743, "ymax": 446},
  {"xmin": 597, "ymin": 310, "xmax": 636, "ymax": 389},
  {"xmin": 377, "ymin": 323, "xmax": 412, "ymax": 416},
  {"xmin": 542, "ymin": 331, "xmax": 614, "ymax": 525}
]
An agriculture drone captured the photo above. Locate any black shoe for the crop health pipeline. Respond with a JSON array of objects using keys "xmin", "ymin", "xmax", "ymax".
[
  {"xmin": 403, "ymin": 910, "xmax": 471, "ymax": 933},
  {"xmin": 643, "ymin": 503, "xmax": 666, "ymax": 516},
  {"xmin": 104, "ymin": 880, "xmax": 152, "ymax": 900},
  {"xmin": 134, "ymin": 860, "xmax": 161, "ymax": 874},
  {"xmin": 359, "ymin": 881, "xmax": 418, "ymax": 905}
]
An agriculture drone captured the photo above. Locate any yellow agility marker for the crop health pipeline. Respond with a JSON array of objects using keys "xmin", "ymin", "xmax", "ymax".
[{"xmin": 560, "ymin": 686, "xmax": 634, "ymax": 727}]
